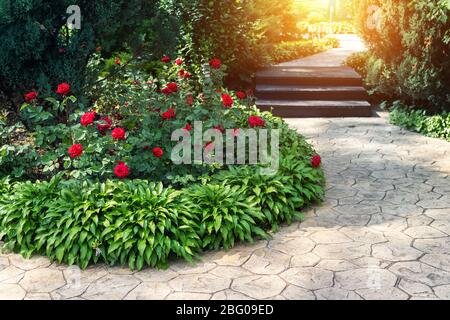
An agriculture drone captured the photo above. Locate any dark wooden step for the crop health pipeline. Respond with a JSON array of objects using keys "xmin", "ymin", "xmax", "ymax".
[
  {"xmin": 256, "ymin": 66, "xmax": 363, "ymax": 86},
  {"xmin": 256, "ymin": 85, "xmax": 369, "ymax": 101},
  {"xmin": 257, "ymin": 99, "xmax": 372, "ymax": 118}
]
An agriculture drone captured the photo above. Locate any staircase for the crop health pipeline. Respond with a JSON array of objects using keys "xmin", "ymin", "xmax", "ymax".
[{"xmin": 255, "ymin": 66, "xmax": 372, "ymax": 118}]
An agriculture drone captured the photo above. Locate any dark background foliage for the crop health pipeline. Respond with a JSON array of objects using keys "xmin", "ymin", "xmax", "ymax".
[
  {"xmin": 354, "ymin": 0, "xmax": 450, "ymax": 112},
  {"xmin": 0, "ymin": 0, "xmax": 178, "ymax": 110}
]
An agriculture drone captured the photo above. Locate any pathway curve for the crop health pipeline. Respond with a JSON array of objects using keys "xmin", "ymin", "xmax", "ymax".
[{"xmin": 1, "ymin": 112, "xmax": 450, "ymax": 300}]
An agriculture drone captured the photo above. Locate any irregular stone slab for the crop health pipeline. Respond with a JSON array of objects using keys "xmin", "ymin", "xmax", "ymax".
[
  {"xmin": 242, "ymin": 248, "xmax": 291, "ymax": 274},
  {"xmin": 404, "ymin": 226, "xmax": 447, "ymax": 239},
  {"xmin": 336, "ymin": 214, "xmax": 371, "ymax": 226},
  {"xmin": 414, "ymin": 238, "xmax": 450, "ymax": 254},
  {"xmin": 382, "ymin": 204, "xmax": 423, "ymax": 217},
  {"xmin": 124, "ymin": 282, "xmax": 172, "ymax": 300},
  {"xmin": 166, "ymin": 292, "xmax": 211, "ymax": 300},
  {"xmin": 425, "ymin": 209, "xmax": 450, "ymax": 221},
  {"xmin": 290, "ymin": 253, "xmax": 321, "ymax": 268},
  {"xmin": 52, "ymin": 266, "xmax": 109, "ymax": 299},
  {"xmin": 398, "ymin": 279, "xmax": 435, "ymax": 299},
  {"xmin": 340, "ymin": 226, "xmax": 386, "ymax": 244},
  {"xmin": 316, "ymin": 260, "xmax": 357, "ymax": 272},
  {"xmin": 417, "ymin": 196, "xmax": 450, "ymax": 209},
  {"xmin": 269, "ymin": 237, "xmax": 315, "ymax": 256},
  {"xmin": 356, "ymin": 287, "xmax": 408, "ymax": 300},
  {"xmin": 231, "ymin": 275, "xmax": 286, "ymax": 299},
  {"xmin": 19, "ymin": 268, "xmax": 65, "ymax": 293},
  {"xmin": 431, "ymin": 220, "xmax": 450, "ymax": 236},
  {"xmin": 24, "ymin": 293, "xmax": 52, "ymax": 300},
  {"xmin": 434, "ymin": 284, "xmax": 450, "ymax": 300},
  {"xmin": 407, "ymin": 215, "xmax": 433, "ymax": 227},
  {"xmin": 310, "ymin": 230, "xmax": 352, "ymax": 244},
  {"xmin": 335, "ymin": 268, "xmax": 397, "ymax": 290},
  {"xmin": 170, "ymin": 262, "xmax": 217, "ymax": 275},
  {"xmin": 371, "ymin": 170, "xmax": 406, "ymax": 180},
  {"xmin": 282, "ymin": 285, "xmax": 315, "ymax": 300},
  {"xmin": 205, "ymin": 243, "xmax": 265, "ymax": 267},
  {"xmin": 211, "ymin": 290, "xmax": 254, "ymax": 300},
  {"xmin": 0, "ymin": 265, "xmax": 24, "ymax": 284},
  {"xmin": 334, "ymin": 204, "xmax": 380, "ymax": 216},
  {"xmin": 9, "ymin": 255, "xmax": 51, "ymax": 271},
  {"xmin": 280, "ymin": 267, "xmax": 333, "ymax": 290},
  {"xmin": 420, "ymin": 254, "xmax": 450, "ymax": 272},
  {"xmin": 0, "ymin": 257, "xmax": 10, "ymax": 272},
  {"xmin": 389, "ymin": 262, "xmax": 450, "ymax": 287},
  {"xmin": 210, "ymin": 266, "xmax": 253, "ymax": 279},
  {"xmin": 169, "ymin": 274, "xmax": 230, "ymax": 294},
  {"xmin": 0, "ymin": 283, "xmax": 26, "ymax": 300},
  {"xmin": 372, "ymin": 241, "xmax": 422, "ymax": 262},
  {"xmin": 313, "ymin": 242, "xmax": 371, "ymax": 260},
  {"xmin": 368, "ymin": 214, "xmax": 407, "ymax": 232},
  {"xmin": 384, "ymin": 190, "xmax": 419, "ymax": 205},
  {"xmin": 82, "ymin": 274, "xmax": 140, "ymax": 300},
  {"xmin": 134, "ymin": 268, "xmax": 179, "ymax": 282},
  {"xmin": 315, "ymin": 287, "xmax": 362, "ymax": 300}
]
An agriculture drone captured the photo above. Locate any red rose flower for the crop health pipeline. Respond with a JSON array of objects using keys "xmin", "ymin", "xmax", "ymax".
[
  {"xmin": 97, "ymin": 116, "xmax": 112, "ymax": 132},
  {"xmin": 167, "ymin": 82, "xmax": 178, "ymax": 93},
  {"xmin": 24, "ymin": 91, "xmax": 38, "ymax": 102},
  {"xmin": 311, "ymin": 155, "xmax": 321, "ymax": 168},
  {"xmin": 111, "ymin": 127, "xmax": 126, "ymax": 140},
  {"xmin": 152, "ymin": 147, "xmax": 164, "ymax": 158},
  {"xmin": 162, "ymin": 107, "xmax": 176, "ymax": 120},
  {"xmin": 143, "ymin": 146, "xmax": 150, "ymax": 151},
  {"xmin": 80, "ymin": 111, "xmax": 96, "ymax": 127},
  {"xmin": 115, "ymin": 57, "xmax": 121, "ymax": 65},
  {"xmin": 161, "ymin": 56, "xmax": 170, "ymax": 63},
  {"xmin": 186, "ymin": 95, "xmax": 194, "ymax": 106},
  {"xmin": 178, "ymin": 69, "xmax": 185, "ymax": 77},
  {"xmin": 184, "ymin": 123, "xmax": 192, "ymax": 131},
  {"xmin": 161, "ymin": 87, "xmax": 172, "ymax": 95},
  {"xmin": 114, "ymin": 162, "xmax": 130, "ymax": 179},
  {"xmin": 175, "ymin": 58, "xmax": 183, "ymax": 66},
  {"xmin": 236, "ymin": 91, "xmax": 246, "ymax": 100},
  {"xmin": 213, "ymin": 125, "xmax": 225, "ymax": 133},
  {"xmin": 68, "ymin": 144, "xmax": 83, "ymax": 159},
  {"xmin": 209, "ymin": 58, "xmax": 221, "ymax": 69},
  {"xmin": 221, "ymin": 94, "xmax": 233, "ymax": 108},
  {"xmin": 56, "ymin": 83, "xmax": 71, "ymax": 96},
  {"xmin": 184, "ymin": 72, "xmax": 191, "ymax": 78},
  {"xmin": 248, "ymin": 115, "xmax": 265, "ymax": 128}
]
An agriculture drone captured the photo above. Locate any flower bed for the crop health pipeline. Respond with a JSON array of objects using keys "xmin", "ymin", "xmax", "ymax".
[{"xmin": 0, "ymin": 58, "xmax": 325, "ymax": 270}]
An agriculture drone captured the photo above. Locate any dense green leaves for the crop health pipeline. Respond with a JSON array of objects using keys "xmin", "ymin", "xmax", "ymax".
[
  {"xmin": 389, "ymin": 101, "xmax": 450, "ymax": 141},
  {"xmin": 355, "ymin": 0, "xmax": 450, "ymax": 112}
]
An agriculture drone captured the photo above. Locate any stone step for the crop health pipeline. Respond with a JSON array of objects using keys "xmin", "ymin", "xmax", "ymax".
[
  {"xmin": 256, "ymin": 99, "xmax": 372, "ymax": 118},
  {"xmin": 256, "ymin": 85, "xmax": 369, "ymax": 101},
  {"xmin": 256, "ymin": 66, "xmax": 363, "ymax": 86}
]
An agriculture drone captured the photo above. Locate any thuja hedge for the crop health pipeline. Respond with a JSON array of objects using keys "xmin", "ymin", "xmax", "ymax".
[{"xmin": 0, "ymin": 125, "xmax": 324, "ymax": 270}]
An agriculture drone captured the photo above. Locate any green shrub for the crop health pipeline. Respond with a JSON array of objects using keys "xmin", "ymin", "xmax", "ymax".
[
  {"xmin": 388, "ymin": 101, "xmax": 450, "ymax": 141},
  {"xmin": 271, "ymin": 38, "xmax": 338, "ymax": 64},
  {"xmin": 0, "ymin": 0, "xmax": 177, "ymax": 109},
  {"xmin": 355, "ymin": 0, "xmax": 450, "ymax": 112},
  {"xmin": 344, "ymin": 51, "xmax": 370, "ymax": 79},
  {"xmin": 186, "ymin": 183, "xmax": 268, "ymax": 251}
]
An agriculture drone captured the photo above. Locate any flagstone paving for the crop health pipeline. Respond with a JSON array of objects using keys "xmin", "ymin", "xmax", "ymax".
[{"xmin": 1, "ymin": 112, "xmax": 450, "ymax": 300}]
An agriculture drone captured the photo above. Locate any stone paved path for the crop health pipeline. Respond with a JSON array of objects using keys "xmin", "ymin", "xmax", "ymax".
[{"xmin": 1, "ymin": 112, "xmax": 450, "ymax": 300}]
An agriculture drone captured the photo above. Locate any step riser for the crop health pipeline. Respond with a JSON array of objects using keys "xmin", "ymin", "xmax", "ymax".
[
  {"xmin": 256, "ymin": 91, "xmax": 369, "ymax": 101},
  {"xmin": 256, "ymin": 77, "xmax": 363, "ymax": 86},
  {"xmin": 257, "ymin": 105, "xmax": 373, "ymax": 118}
]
